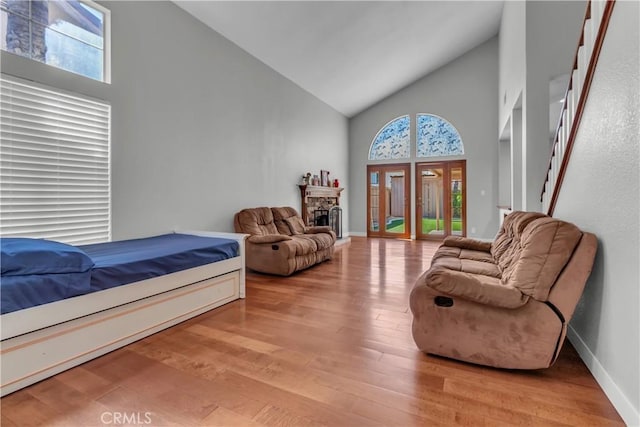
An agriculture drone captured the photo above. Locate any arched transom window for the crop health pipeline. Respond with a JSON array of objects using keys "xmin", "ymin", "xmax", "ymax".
[
  {"xmin": 369, "ymin": 114, "xmax": 464, "ymax": 161},
  {"xmin": 416, "ymin": 114, "xmax": 464, "ymax": 157},
  {"xmin": 368, "ymin": 115, "xmax": 410, "ymax": 160}
]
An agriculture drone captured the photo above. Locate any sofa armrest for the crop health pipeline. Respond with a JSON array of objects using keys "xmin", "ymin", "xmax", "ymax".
[
  {"xmin": 305, "ymin": 226, "xmax": 332, "ymax": 234},
  {"xmin": 424, "ymin": 266, "xmax": 528, "ymax": 309},
  {"xmin": 247, "ymin": 234, "xmax": 292, "ymax": 244},
  {"xmin": 443, "ymin": 236, "xmax": 492, "ymax": 252},
  {"xmin": 305, "ymin": 226, "xmax": 337, "ymax": 242}
]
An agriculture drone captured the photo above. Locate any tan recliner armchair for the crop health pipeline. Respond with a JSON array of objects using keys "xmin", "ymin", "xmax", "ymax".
[
  {"xmin": 234, "ymin": 207, "xmax": 336, "ymax": 276},
  {"xmin": 410, "ymin": 211, "xmax": 597, "ymax": 369}
]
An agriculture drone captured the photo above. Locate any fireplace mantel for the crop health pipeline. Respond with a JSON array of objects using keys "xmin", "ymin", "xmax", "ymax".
[{"xmin": 298, "ymin": 185, "xmax": 343, "ymax": 226}]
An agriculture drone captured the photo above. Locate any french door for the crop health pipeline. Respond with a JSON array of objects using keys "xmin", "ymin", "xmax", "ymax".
[
  {"xmin": 415, "ymin": 160, "xmax": 466, "ymax": 240},
  {"xmin": 367, "ymin": 164, "xmax": 411, "ymax": 238}
]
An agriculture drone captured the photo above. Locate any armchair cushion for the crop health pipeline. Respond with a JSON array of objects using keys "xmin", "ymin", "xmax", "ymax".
[
  {"xmin": 459, "ymin": 249, "xmax": 494, "ymax": 263},
  {"xmin": 271, "ymin": 206, "xmax": 302, "ymax": 235},
  {"xmin": 234, "ymin": 207, "xmax": 279, "ymax": 236},
  {"xmin": 284, "ymin": 217, "xmax": 306, "ymax": 235},
  {"xmin": 431, "ymin": 256, "xmax": 501, "ymax": 278},
  {"xmin": 286, "ymin": 236, "xmax": 318, "ymax": 256},
  {"xmin": 502, "ymin": 217, "xmax": 582, "ymax": 301},
  {"xmin": 491, "ymin": 211, "xmax": 547, "ymax": 264},
  {"xmin": 300, "ymin": 233, "xmax": 333, "ymax": 250},
  {"xmin": 443, "ymin": 236, "xmax": 492, "ymax": 252},
  {"xmin": 432, "ymin": 246, "xmax": 494, "ymax": 264}
]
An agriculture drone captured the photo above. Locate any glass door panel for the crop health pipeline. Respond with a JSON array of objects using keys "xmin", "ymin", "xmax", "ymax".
[
  {"xmin": 369, "ymin": 171, "xmax": 379, "ymax": 232},
  {"xmin": 385, "ymin": 170, "xmax": 406, "ymax": 234},
  {"xmin": 419, "ymin": 167, "xmax": 444, "ymax": 238},
  {"xmin": 450, "ymin": 166, "xmax": 464, "ymax": 236},
  {"xmin": 367, "ymin": 164, "xmax": 410, "ymax": 238},
  {"xmin": 416, "ymin": 161, "xmax": 466, "ymax": 240}
]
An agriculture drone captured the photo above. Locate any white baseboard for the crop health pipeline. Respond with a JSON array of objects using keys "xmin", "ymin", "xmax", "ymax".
[
  {"xmin": 345, "ymin": 232, "xmax": 492, "ymax": 241},
  {"xmin": 567, "ymin": 326, "xmax": 640, "ymax": 426}
]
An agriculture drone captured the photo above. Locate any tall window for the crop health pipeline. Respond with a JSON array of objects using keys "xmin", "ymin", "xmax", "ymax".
[
  {"xmin": 0, "ymin": 74, "xmax": 111, "ymax": 244},
  {"xmin": 416, "ymin": 114, "xmax": 464, "ymax": 157},
  {"xmin": 1, "ymin": 0, "xmax": 110, "ymax": 82},
  {"xmin": 368, "ymin": 115, "xmax": 410, "ymax": 160}
]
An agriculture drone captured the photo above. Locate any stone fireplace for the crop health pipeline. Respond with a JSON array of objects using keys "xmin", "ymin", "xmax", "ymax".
[{"xmin": 298, "ymin": 185, "xmax": 343, "ymax": 227}]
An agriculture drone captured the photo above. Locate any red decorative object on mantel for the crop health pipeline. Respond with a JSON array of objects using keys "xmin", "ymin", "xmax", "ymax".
[{"xmin": 333, "ymin": 179, "xmax": 339, "ymax": 188}]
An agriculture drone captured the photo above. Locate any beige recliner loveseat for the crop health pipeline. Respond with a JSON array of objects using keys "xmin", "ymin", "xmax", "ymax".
[
  {"xmin": 410, "ymin": 211, "xmax": 597, "ymax": 369},
  {"xmin": 234, "ymin": 207, "xmax": 336, "ymax": 276}
]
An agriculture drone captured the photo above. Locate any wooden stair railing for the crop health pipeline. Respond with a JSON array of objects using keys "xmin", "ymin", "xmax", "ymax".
[{"xmin": 541, "ymin": 0, "xmax": 616, "ymax": 215}]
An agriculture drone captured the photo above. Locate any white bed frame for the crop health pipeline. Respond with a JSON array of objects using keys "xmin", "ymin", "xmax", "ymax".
[{"xmin": 0, "ymin": 231, "xmax": 247, "ymax": 397}]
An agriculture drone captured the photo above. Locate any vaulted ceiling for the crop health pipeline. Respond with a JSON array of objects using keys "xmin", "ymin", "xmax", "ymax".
[{"xmin": 175, "ymin": 1, "xmax": 504, "ymax": 117}]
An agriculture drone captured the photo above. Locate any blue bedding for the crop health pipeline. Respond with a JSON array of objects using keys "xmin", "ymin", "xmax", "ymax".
[
  {"xmin": 1, "ymin": 238, "xmax": 94, "ymax": 314},
  {"xmin": 0, "ymin": 272, "xmax": 92, "ymax": 314},
  {"xmin": 79, "ymin": 234, "xmax": 239, "ymax": 292},
  {"xmin": 1, "ymin": 234, "xmax": 239, "ymax": 314}
]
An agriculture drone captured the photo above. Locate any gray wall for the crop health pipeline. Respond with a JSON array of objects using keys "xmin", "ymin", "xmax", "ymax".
[
  {"xmin": 498, "ymin": 139, "xmax": 511, "ymax": 207},
  {"xmin": 523, "ymin": 1, "xmax": 586, "ymax": 211},
  {"xmin": 0, "ymin": 1, "xmax": 349, "ymax": 240},
  {"xmin": 498, "ymin": 1, "xmax": 525, "ymax": 135},
  {"xmin": 553, "ymin": 1, "xmax": 640, "ymax": 424},
  {"xmin": 499, "ymin": 1, "xmax": 585, "ymax": 212},
  {"xmin": 348, "ymin": 37, "xmax": 499, "ymax": 239}
]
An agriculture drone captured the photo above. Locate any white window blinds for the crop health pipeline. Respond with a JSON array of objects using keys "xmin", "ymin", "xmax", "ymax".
[{"xmin": 0, "ymin": 74, "xmax": 111, "ymax": 244}]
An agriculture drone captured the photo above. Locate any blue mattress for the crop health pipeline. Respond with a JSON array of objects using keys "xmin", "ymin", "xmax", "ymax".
[
  {"xmin": 1, "ymin": 234, "xmax": 239, "ymax": 314},
  {"xmin": 79, "ymin": 233, "xmax": 239, "ymax": 292},
  {"xmin": 0, "ymin": 272, "xmax": 92, "ymax": 315}
]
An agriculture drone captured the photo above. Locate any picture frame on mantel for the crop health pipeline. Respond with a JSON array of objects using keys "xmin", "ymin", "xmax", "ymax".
[{"xmin": 320, "ymin": 170, "xmax": 329, "ymax": 187}]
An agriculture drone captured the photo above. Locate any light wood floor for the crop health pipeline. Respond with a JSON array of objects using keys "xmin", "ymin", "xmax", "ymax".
[{"xmin": 1, "ymin": 237, "xmax": 624, "ymax": 426}]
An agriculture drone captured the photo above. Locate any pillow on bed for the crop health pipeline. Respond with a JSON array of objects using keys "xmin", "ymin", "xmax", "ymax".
[{"xmin": 1, "ymin": 237, "xmax": 94, "ymax": 276}]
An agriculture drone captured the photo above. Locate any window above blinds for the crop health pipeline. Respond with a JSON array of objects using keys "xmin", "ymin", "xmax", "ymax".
[
  {"xmin": 0, "ymin": 0, "xmax": 110, "ymax": 82},
  {"xmin": 0, "ymin": 74, "xmax": 111, "ymax": 244}
]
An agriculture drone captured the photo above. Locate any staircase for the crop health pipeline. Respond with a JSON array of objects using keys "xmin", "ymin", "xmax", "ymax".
[{"xmin": 541, "ymin": 0, "xmax": 616, "ymax": 215}]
